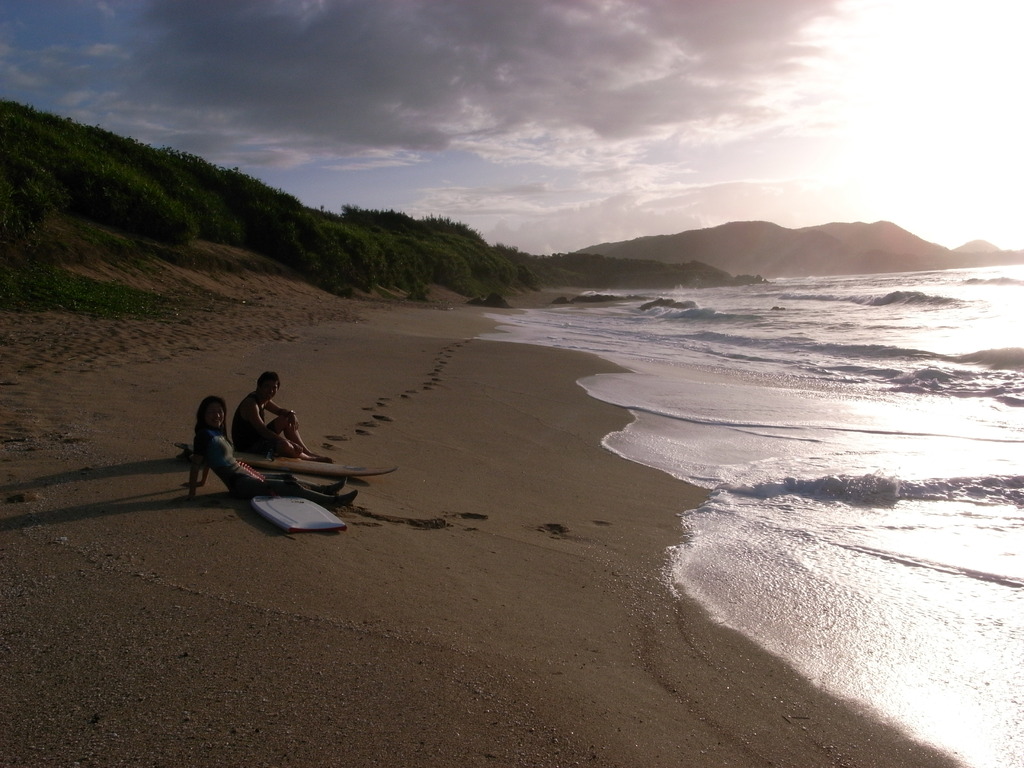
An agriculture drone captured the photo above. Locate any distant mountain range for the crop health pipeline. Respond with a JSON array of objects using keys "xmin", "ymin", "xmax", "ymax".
[
  {"xmin": 576, "ymin": 221, "xmax": 1024, "ymax": 278},
  {"xmin": 953, "ymin": 239, "xmax": 1001, "ymax": 253}
]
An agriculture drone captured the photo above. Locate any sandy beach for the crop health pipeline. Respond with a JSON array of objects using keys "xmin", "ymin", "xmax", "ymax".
[{"xmin": 0, "ymin": 270, "xmax": 960, "ymax": 767}]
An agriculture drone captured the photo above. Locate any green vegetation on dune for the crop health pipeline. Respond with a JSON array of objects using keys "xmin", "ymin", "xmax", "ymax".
[
  {"xmin": 0, "ymin": 262, "xmax": 168, "ymax": 317},
  {"xmin": 0, "ymin": 99, "xmax": 536, "ymax": 304}
]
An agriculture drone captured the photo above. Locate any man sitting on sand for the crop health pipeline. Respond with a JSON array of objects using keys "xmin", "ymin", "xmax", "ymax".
[{"xmin": 231, "ymin": 371, "xmax": 332, "ymax": 462}]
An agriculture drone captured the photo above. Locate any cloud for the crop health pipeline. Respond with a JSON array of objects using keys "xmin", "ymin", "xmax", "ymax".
[
  {"xmin": 326, "ymin": 149, "xmax": 428, "ymax": 172},
  {"xmin": 123, "ymin": 0, "xmax": 845, "ymax": 163}
]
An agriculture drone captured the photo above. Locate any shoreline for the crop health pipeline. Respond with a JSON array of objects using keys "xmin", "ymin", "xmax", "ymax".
[{"xmin": 0, "ymin": 286, "xmax": 961, "ymax": 766}]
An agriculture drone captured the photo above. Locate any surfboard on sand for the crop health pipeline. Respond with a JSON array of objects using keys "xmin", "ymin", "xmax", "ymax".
[
  {"xmin": 236, "ymin": 453, "xmax": 398, "ymax": 478},
  {"xmin": 250, "ymin": 496, "xmax": 347, "ymax": 533},
  {"xmin": 174, "ymin": 443, "xmax": 396, "ymax": 478}
]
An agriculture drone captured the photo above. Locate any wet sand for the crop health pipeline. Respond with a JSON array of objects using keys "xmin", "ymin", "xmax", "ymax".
[{"xmin": 0, "ymin": 270, "xmax": 960, "ymax": 767}]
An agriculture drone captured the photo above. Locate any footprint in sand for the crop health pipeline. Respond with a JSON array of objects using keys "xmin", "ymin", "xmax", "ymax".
[
  {"xmin": 537, "ymin": 523, "xmax": 570, "ymax": 537},
  {"xmin": 349, "ymin": 507, "xmax": 449, "ymax": 529}
]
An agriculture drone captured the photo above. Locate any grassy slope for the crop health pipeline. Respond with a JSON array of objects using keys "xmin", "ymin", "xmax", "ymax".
[{"xmin": 0, "ymin": 100, "xmax": 536, "ymax": 306}]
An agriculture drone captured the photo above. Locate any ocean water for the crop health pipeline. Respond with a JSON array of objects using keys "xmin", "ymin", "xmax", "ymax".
[{"xmin": 485, "ymin": 266, "xmax": 1024, "ymax": 768}]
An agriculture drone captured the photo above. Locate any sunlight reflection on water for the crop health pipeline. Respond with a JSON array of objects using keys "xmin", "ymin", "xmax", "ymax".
[
  {"xmin": 668, "ymin": 492, "xmax": 1023, "ymax": 768},
  {"xmin": 599, "ymin": 370, "xmax": 1023, "ymax": 768}
]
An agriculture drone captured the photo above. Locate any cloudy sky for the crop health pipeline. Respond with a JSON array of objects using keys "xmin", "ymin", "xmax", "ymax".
[{"xmin": 2, "ymin": 0, "xmax": 1021, "ymax": 253}]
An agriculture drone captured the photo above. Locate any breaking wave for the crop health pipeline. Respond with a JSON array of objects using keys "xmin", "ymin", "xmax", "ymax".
[
  {"xmin": 963, "ymin": 277, "xmax": 1024, "ymax": 286},
  {"xmin": 778, "ymin": 290, "xmax": 959, "ymax": 307},
  {"xmin": 954, "ymin": 348, "xmax": 1024, "ymax": 370},
  {"xmin": 724, "ymin": 472, "xmax": 1024, "ymax": 508}
]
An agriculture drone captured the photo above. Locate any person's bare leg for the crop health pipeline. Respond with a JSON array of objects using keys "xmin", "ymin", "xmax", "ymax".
[{"xmin": 269, "ymin": 414, "xmax": 332, "ymax": 462}]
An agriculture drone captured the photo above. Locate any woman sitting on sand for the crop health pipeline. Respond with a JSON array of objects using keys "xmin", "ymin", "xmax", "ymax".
[{"xmin": 188, "ymin": 395, "xmax": 356, "ymax": 506}]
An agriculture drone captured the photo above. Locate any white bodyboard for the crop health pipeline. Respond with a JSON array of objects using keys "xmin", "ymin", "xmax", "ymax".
[{"xmin": 250, "ymin": 496, "xmax": 347, "ymax": 533}]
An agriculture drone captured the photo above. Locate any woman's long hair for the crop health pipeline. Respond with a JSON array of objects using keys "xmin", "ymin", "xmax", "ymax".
[{"xmin": 193, "ymin": 395, "xmax": 228, "ymax": 456}]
